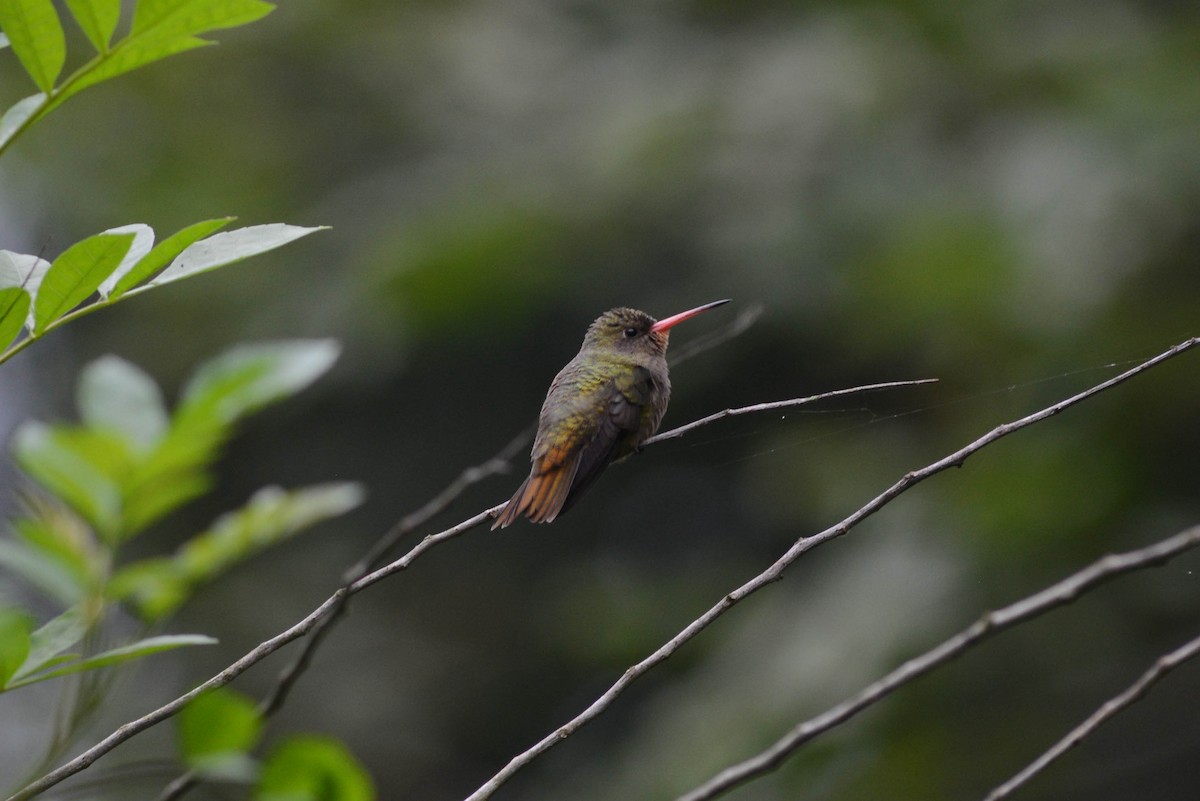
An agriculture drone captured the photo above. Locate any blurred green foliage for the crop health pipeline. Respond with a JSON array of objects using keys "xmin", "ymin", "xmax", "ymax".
[
  {"xmin": 0, "ymin": 343, "xmax": 368, "ymax": 798},
  {"xmin": 2, "ymin": 0, "xmax": 1198, "ymax": 799}
]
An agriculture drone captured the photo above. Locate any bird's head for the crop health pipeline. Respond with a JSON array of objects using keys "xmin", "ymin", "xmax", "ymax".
[{"xmin": 581, "ymin": 300, "xmax": 730, "ymax": 358}]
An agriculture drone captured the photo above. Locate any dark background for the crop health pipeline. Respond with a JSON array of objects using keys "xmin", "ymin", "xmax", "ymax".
[{"xmin": 1, "ymin": 1, "xmax": 1198, "ymax": 799}]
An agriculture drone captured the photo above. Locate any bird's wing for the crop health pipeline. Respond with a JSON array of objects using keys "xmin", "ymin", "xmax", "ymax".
[
  {"xmin": 552, "ymin": 376, "xmax": 646, "ymax": 518},
  {"xmin": 492, "ymin": 367, "xmax": 653, "ymax": 528}
]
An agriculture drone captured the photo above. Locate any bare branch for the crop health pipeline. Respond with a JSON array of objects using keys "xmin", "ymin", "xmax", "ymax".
[
  {"xmin": 983, "ymin": 627, "xmax": 1200, "ymax": 801},
  {"xmin": 460, "ymin": 336, "xmax": 1199, "ymax": 801},
  {"xmin": 677, "ymin": 525, "xmax": 1200, "ymax": 801}
]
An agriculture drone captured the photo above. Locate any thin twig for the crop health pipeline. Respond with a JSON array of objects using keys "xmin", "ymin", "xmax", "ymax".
[
  {"xmin": 5, "ymin": 372, "xmax": 933, "ymax": 801},
  {"xmin": 643, "ymin": 378, "xmax": 939, "ymax": 446},
  {"xmin": 677, "ymin": 525, "xmax": 1200, "ymax": 801},
  {"xmin": 460, "ymin": 336, "xmax": 1200, "ymax": 801},
  {"xmin": 983, "ymin": 628, "xmax": 1200, "ymax": 801}
]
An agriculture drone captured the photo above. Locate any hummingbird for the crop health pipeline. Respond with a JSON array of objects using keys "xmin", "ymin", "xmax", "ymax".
[{"xmin": 492, "ymin": 299, "xmax": 730, "ymax": 529}]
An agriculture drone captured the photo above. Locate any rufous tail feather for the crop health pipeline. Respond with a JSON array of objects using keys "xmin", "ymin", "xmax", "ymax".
[{"xmin": 492, "ymin": 459, "xmax": 579, "ymax": 529}]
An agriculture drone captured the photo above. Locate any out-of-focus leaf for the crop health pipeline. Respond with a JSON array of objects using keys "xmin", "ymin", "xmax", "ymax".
[
  {"xmin": 64, "ymin": 0, "xmax": 120, "ymax": 52},
  {"xmin": 120, "ymin": 406, "xmax": 230, "ymax": 538},
  {"xmin": 254, "ymin": 736, "xmax": 374, "ymax": 801},
  {"xmin": 0, "ymin": 94, "xmax": 46, "ymax": 151},
  {"xmin": 6, "ymin": 498, "xmax": 99, "ymax": 605},
  {"xmin": 12, "ymin": 423, "xmax": 124, "ymax": 539},
  {"xmin": 141, "ymin": 224, "xmax": 325, "ymax": 290},
  {"xmin": 31, "ymin": 231, "xmax": 134, "ymax": 334},
  {"xmin": 121, "ymin": 468, "xmax": 212, "ymax": 540},
  {"xmin": 5, "ymin": 633, "xmax": 216, "ymax": 689},
  {"xmin": 111, "ymin": 483, "xmax": 362, "ymax": 621},
  {"xmin": 0, "ymin": 0, "xmax": 65, "ymax": 92},
  {"xmin": 0, "ymin": 539, "xmax": 86, "ymax": 606},
  {"xmin": 0, "ymin": 609, "xmax": 32, "ymax": 689},
  {"xmin": 179, "ymin": 687, "xmax": 263, "ymax": 780},
  {"xmin": 105, "ymin": 217, "xmax": 233, "ymax": 300},
  {"xmin": 178, "ymin": 340, "xmax": 341, "ymax": 427},
  {"xmin": 10, "ymin": 606, "xmax": 89, "ymax": 682},
  {"xmin": 94, "ymin": 223, "xmax": 154, "ymax": 298},
  {"xmin": 107, "ymin": 558, "xmax": 188, "ymax": 622},
  {"xmin": 78, "ymin": 355, "xmax": 169, "ymax": 451},
  {"xmin": 176, "ymin": 483, "xmax": 365, "ymax": 584}
]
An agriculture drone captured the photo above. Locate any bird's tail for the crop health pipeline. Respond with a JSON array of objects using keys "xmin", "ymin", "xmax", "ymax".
[{"xmin": 491, "ymin": 459, "xmax": 578, "ymax": 529}]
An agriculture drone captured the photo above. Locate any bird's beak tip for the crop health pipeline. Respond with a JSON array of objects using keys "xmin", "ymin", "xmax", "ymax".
[{"xmin": 650, "ymin": 299, "xmax": 731, "ymax": 333}]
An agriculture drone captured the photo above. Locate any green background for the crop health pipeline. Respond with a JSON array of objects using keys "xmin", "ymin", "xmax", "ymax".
[{"xmin": 1, "ymin": 0, "xmax": 1199, "ymax": 799}]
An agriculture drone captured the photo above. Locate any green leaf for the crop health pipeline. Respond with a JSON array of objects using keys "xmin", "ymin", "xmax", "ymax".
[
  {"xmin": 64, "ymin": 0, "xmax": 120, "ymax": 52},
  {"xmin": 105, "ymin": 217, "xmax": 233, "ymax": 300},
  {"xmin": 131, "ymin": 0, "xmax": 275, "ymax": 40},
  {"xmin": 0, "ymin": 0, "xmax": 66, "ymax": 92},
  {"xmin": 179, "ymin": 688, "xmax": 263, "ymax": 775},
  {"xmin": 32, "ymin": 231, "xmax": 135, "ymax": 334},
  {"xmin": 0, "ymin": 94, "xmax": 46, "ymax": 152},
  {"xmin": 0, "ymin": 609, "xmax": 33, "ymax": 689},
  {"xmin": 178, "ymin": 339, "xmax": 341, "ymax": 427},
  {"xmin": 11, "ymin": 606, "xmax": 89, "ymax": 682},
  {"xmin": 176, "ymin": 483, "xmax": 364, "ymax": 583},
  {"xmin": 0, "ymin": 249, "xmax": 51, "ymax": 316},
  {"xmin": 141, "ymin": 224, "xmax": 326, "ymax": 291},
  {"xmin": 0, "ymin": 287, "xmax": 31, "ymax": 351},
  {"xmin": 12, "ymin": 422, "xmax": 124, "ymax": 538},
  {"xmin": 94, "ymin": 223, "xmax": 155, "ymax": 298},
  {"xmin": 47, "ymin": 35, "xmax": 210, "ymax": 112},
  {"xmin": 255, "ymin": 736, "xmax": 374, "ymax": 801},
  {"xmin": 0, "ymin": 257, "xmax": 33, "ymax": 347},
  {"xmin": 5, "ymin": 633, "xmax": 217, "ymax": 689},
  {"xmin": 78, "ymin": 355, "xmax": 169, "ymax": 451},
  {"xmin": 44, "ymin": 0, "xmax": 276, "ymax": 114}
]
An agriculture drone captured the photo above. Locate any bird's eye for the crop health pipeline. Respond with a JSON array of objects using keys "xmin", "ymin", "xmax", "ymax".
[{"xmin": 623, "ymin": 327, "xmax": 639, "ymax": 338}]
